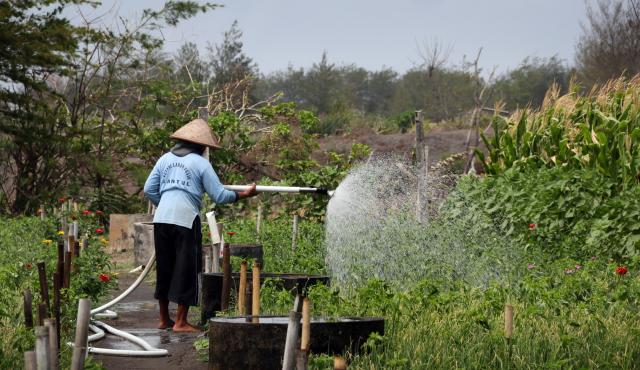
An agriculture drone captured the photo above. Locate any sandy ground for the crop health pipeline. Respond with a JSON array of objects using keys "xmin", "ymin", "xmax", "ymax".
[{"xmin": 92, "ymin": 254, "xmax": 207, "ymax": 370}]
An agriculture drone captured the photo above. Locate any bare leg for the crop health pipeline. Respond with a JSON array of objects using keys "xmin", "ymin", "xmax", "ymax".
[
  {"xmin": 173, "ymin": 304, "xmax": 201, "ymax": 332},
  {"xmin": 157, "ymin": 299, "xmax": 174, "ymax": 329}
]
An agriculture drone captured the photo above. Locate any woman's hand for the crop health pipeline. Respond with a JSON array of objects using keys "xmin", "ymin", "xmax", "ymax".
[{"xmin": 237, "ymin": 183, "xmax": 258, "ymax": 199}]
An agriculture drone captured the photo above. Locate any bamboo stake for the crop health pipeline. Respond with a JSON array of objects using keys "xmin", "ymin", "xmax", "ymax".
[
  {"xmin": 35, "ymin": 326, "xmax": 50, "ymax": 370},
  {"xmin": 296, "ymin": 298, "xmax": 311, "ymax": 370},
  {"xmin": 56, "ymin": 241, "xmax": 64, "ymax": 285},
  {"xmin": 333, "ymin": 357, "xmax": 347, "ymax": 370},
  {"xmin": 37, "ymin": 303, "xmax": 47, "ymax": 327},
  {"xmin": 238, "ymin": 261, "xmax": 247, "ymax": 315},
  {"xmin": 291, "ymin": 214, "xmax": 299, "ymax": 252},
  {"xmin": 63, "ymin": 251, "xmax": 72, "ymax": 289},
  {"xmin": 24, "ymin": 350, "xmax": 36, "ymax": 370},
  {"xmin": 300, "ymin": 298, "xmax": 311, "ymax": 351},
  {"xmin": 52, "ymin": 272, "xmax": 61, "ymax": 350},
  {"xmin": 71, "ymin": 298, "xmax": 91, "ymax": 370},
  {"xmin": 44, "ymin": 318, "xmax": 58, "ymax": 370},
  {"xmin": 221, "ymin": 243, "xmax": 231, "ymax": 311},
  {"xmin": 504, "ymin": 304, "xmax": 514, "ymax": 339},
  {"xmin": 23, "ymin": 289, "xmax": 33, "ymax": 328},
  {"xmin": 39, "ymin": 204, "xmax": 45, "ymax": 220},
  {"xmin": 256, "ymin": 204, "xmax": 263, "ymax": 236},
  {"xmin": 36, "ymin": 262, "xmax": 50, "ymax": 316},
  {"xmin": 252, "ymin": 262, "xmax": 261, "ymax": 321},
  {"xmin": 282, "ymin": 295, "xmax": 303, "ymax": 370}
]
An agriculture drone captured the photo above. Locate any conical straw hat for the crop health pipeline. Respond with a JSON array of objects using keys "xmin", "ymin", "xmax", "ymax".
[{"xmin": 170, "ymin": 118, "xmax": 221, "ymax": 149}]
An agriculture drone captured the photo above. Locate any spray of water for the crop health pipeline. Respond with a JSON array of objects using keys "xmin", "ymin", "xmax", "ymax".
[{"xmin": 325, "ymin": 156, "xmax": 518, "ymax": 292}]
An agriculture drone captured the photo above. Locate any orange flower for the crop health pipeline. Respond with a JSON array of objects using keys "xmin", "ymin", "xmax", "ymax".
[{"xmin": 227, "ymin": 232, "xmax": 236, "ymax": 237}]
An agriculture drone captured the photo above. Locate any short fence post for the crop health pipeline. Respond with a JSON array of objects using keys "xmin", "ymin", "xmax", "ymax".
[
  {"xmin": 35, "ymin": 326, "xmax": 50, "ymax": 370},
  {"xmin": 296, "ymin": 298, "xmax": 311, "ymax": 370},
  {"xmin": 71, "ymin": 298, "xmax": 91, "ymax": 370},
  {"xmin": 238, "ymin": 261, "xmax": 247, "ymax": 315},
  {"xmin": 252, "ymin": 262, "xmax": 261, "ymax": 321},
  {"xmin": 63, "ymin": 251, "xmax": 72, "ymax": 289},
  {"xmin": 24, "ymin": 350, "xmax": 37, "ymax": 370},
  {"xmin": 334, "ymin": 356, "xmax": 347, "ymax": 370},
  {"xmin": 256, "ymin": 204, "xmax": 263, "ymax": 236},
  {"xmin": 37, "ymin": 303, "xmax": 47, "ymax": 327},
  {"xmin": 36, "ymin": 262, "xmax": 50, "ymax": 315},
  {"xmin": 44, "ymin": 318, "xmax": 58, "ymax": 370},
  {"xmin": 291, "ymin": 214, "xmax": 299, "ymax": 252},
  {"xmin": 282, "ymin": 295, "xmax": 303, "ymax": 370},
  {"xmin": 24, "ymin": 289, "xmax": 34, "ymax": 328},
  {"xmin": 53, "ymin": 272, "xmax": 61, "ymax": 350},
  {"xmin": 221, "ymin": 243, "xmax": 231, "ymax": 311}
]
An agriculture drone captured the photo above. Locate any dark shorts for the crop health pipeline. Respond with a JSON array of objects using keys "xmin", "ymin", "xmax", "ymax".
[{"xmin": 153, "ymin": 217, "xmax": 202, "ymax": 306}]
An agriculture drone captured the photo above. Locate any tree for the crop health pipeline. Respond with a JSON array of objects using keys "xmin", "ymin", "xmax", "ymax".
[
  {"xmin": 174, "ymin": 41, "xmax": 209, "ymax": 85},
  {"xmin": 0, "ymin": 0, "xmax": 219, "ymax": 214},
  {"xmin": 207, "ymin": 20, "xmax": 256, "ymax": 87},
  {"xmin": 576, "ymin": 0, "xmax": 640, "ymax": 85},
  {"xmin": 492, "ymin": 56, "xmax": 571, "ymax": 110}
]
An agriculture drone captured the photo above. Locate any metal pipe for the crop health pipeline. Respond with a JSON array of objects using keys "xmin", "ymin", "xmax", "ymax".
[{"xmin": 224, "ymin": 185, "xmax": 334, "ymax": 197}]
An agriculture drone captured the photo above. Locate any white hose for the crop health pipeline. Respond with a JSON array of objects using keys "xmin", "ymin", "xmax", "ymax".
[{"xmin": 68, "ymin": 251, "xmax": 169, "ymax": 357}]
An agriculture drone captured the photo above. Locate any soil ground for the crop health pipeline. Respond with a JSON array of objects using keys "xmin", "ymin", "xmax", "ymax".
[{"xmin": 93, "ymin": 250, "xmax": 207, "ymax": 370}]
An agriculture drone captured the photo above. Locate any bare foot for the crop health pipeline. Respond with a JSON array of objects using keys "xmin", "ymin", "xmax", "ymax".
[
  {"xmin": 172, "ymin": 322, "xmax": 202, "ymax": 333},
  {"xmin": 158, "ymin": 319, "xmax": 175, "ymax": 330}
]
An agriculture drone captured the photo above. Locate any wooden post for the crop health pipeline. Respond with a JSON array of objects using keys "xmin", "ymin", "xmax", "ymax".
[
  {"xmin": 71, "ymin": 299, "xmax": 91, "ymax": 370},
  {"xmin": 296, "ymin": 298, "xmax": 311, "ymax": 370},
  {"xmin": 35, "ymin": 326, "xmax": 50, "ymax": 370},
  {"xmin": 256, "ymin": 204, "xmax": 263, "ymax": 236},
  {"xmin": 504, "ymin": 304, "xmax": 514, "ymax": 339},
  {"xmin": 334, "ymin": 357, "xmax": 347, "ymax": 370},
  {"xmin": 204, "ymin": 245, "xmax": 212, "ymax": 273},
  {"xmin": 238, "ymin": 261, "xmax": 247, "ymax": 315},
  {"xmin": 415, "ymin": 110, "xmax": 428, "ymax": 224},
  {"xmin": 282, "ymin": 295, "xmax": 303, "ymax": 370},
  {"xmin": 39, "ymin": 204, "xmax": 46, "ymax": 220},
  {"xmin": 53, "ymin": 272, "xmax": 61, "ymax": 350},
  {"xmin": 63, "ymin": 251, "xmax": 72, "ymax": 289},
  {"xmin": 23, "ymin": 289, "xmax": 33, "ymax": 328},
  {"xmin": 44, "ymin": 318, "xmax": 58, "ymax": 370},
  {"xmin": 212, "ymin": 223, "xmax": 223, "ymax": 273},
  {"xmin": 221, "ymin": 243, "xmax": 231, "ymax": 311},
  {"xmin": 24, "ymin": 350, "xmax": 36, "ymax": 370},
  {"xmin": 300, "ymin": 298, "xmax": 311, "ymax": 351},
  {"xmin": 291, "ymin": 214, "xmax": 299, "ymax": 252},
  {"xmin": 415, "ymin": 110, "xmax": 425, "ymax": 165},
  {"xmin": 61, "ymin": 217, "xmax": 68, "ymax": 253},
  {"xmin": 37, "ymin": 303, "xmax": 47, "ymax": 327},
  {"xmin": 36, "ymin": 262, "xmax": 50, "ymax": 315},
  {"xmin": 73, "ymin": 240, "xmax": 80, "ymax": 258},
  {"xmin": 252, "ymin": 262, "xmax": 261, "ymax": 319},
  {"xmin": 56, "ymin": 241, "xmax": 64, "ymax": 285}
]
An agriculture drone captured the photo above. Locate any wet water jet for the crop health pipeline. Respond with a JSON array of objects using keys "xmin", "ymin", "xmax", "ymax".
[{"xmin": 325, "ymin": 156, "xmax": 517, "ymax": 291}]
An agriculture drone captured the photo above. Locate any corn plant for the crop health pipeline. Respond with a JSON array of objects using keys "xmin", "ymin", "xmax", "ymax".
[{"xmin": 478, "ymin": 76, "xmax": 640, "ymax": 191}]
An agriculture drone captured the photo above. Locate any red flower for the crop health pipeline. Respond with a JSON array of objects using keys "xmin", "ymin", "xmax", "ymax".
[
  {"xmin": 227, "ymin": 232, "xmax": 236, "ymax": 237},
  {"xmin": 99, "ymin": 273, "xmax": 110, "ymax": 282},
  {"xmin": 95, "ymin": 210, "xmax": 104, "ymax": 216},
  {"xmin": 616, "ymin": 266, "xmax": 628, "ymax": 276},
  {"xmin": 24, "ymin": 263, "xmax": 33, "ymax": 270},
  {"xmin": 528, "ymin": 223, "xmax": 536, "ymax": 231},
  {"xmin": 58, "ymin": 197, "xmax": 66, "ymax": 203},
  {"xmin": 96, "ymin": 228, "xmax": 104, "ymax": 234},
  {"xmin": 83, "ymin": 210, "xmax": 92, "ymax": 216}
]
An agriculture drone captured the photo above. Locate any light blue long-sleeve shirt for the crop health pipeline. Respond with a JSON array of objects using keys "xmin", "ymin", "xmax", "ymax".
[{"xmin": 143, "ymin": 152, "xmax": 237, "ymax": 229}]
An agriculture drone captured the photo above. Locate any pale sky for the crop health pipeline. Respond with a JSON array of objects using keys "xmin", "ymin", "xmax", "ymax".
[{"xmin": 67, "ymin": 0, "xmax": 595, "ymax": 76}]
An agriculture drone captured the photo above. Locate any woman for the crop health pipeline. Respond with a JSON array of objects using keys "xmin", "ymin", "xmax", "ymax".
[{"xmin": 144, "ymin": 118, "xmax": 257, "ymax": 332}]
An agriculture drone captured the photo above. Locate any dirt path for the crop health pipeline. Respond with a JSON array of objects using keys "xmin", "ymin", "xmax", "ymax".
[{"xmin": 91, "ymin": 271, "xmax": 207, "ymax": 370}]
